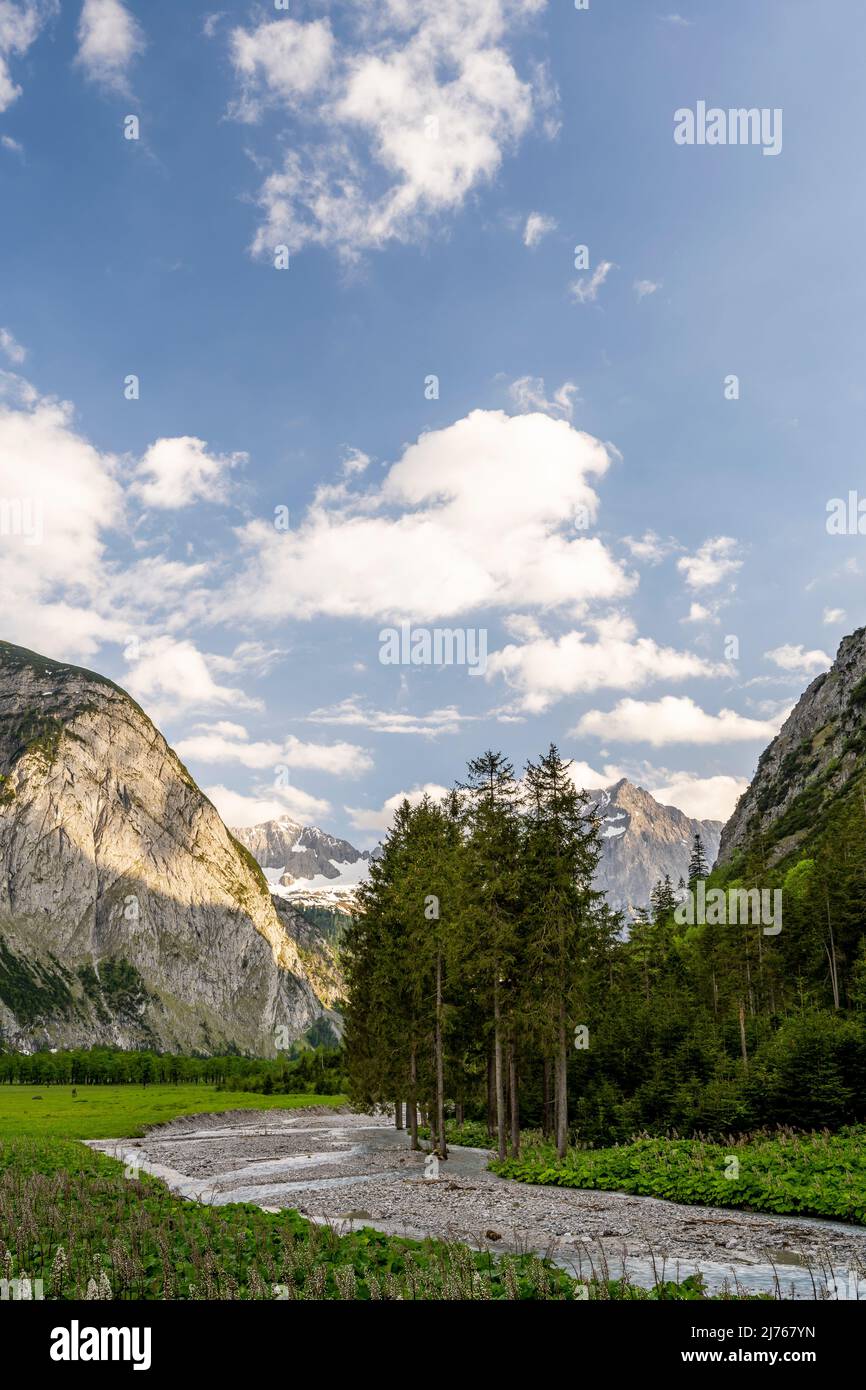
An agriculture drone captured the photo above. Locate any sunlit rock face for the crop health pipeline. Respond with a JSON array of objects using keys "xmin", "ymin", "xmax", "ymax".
[
  {"xmin": 0, "ymin": 641, "xmax": 323, "ymax": 1053},
  {"xmin": 586, "ymin": 779, "xmax": 722, "ymax": 916}
]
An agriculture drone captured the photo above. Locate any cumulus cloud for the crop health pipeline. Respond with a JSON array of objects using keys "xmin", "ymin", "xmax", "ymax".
[
  {"xmin": 823, "ymin": 607, "xmax": 846, "ymax": 625},
  {"xmin": 623, "ymin": 530, "xmax": 677, "ymax": 565},
  {"xmin": 570, "ymin": 259, "xmax": 615, "ymax": 305},
  {"xmin": 229, "ymin": 17, "xmax": 335, "ymax": 117},
  {"xmin": 573, "ymin": 695, "xmax": 783, "ymax": 747},
  {"xmin": 486, "ymin": 615, "xmax": 725, "ymax": 713},
  {"xmin": 680, "ymin": 601, "xmax": 720, "ymax": 625},
  {"xmin": 76, "ymin": 0, "xmax": 145, "ymax": 93},
  {"xmin": 133, "ymin": 436, "xmax": 245, "ymax": 510},
  {"xmin": 647, "ymin": 771, "xmax": 747, "ymax": 822},
  {"xmin": 217, "ymin": 409, "xmax": 630, "ymax": 625},
  {"xmin": 346, "ymin": 782, "xmax": 450, "ymax": 834},
  {"xmin": 206, "ymin": 782, "xmax": 332, "ymax": 829},
  {"xmin": 764, "ymin": 643, "xmax": 830, "ymax": 676},
  {"xmin": 508, "ymin": 375, "xmax": 579, "ymax": 419},
  {"xmin": 523, "ymin": 210, "xmax": 556, "ymax": 247},
  {"xmin": 174, "ymin": 721, "xmax": 372, "ymax": 778},
  {"xmin": 122, "ymin": 637, "xmax": 263, "ymax": 721},
  {"xmin": 0, "ymin": 326, "xmax": 26, "ymax": 364},
  {"xmin": 0, "ymin": 0, "xmax": 54, "ymax": 114},
  {"xmin": 0, "ymin": 373, "xmax": 125, "ymax": 659},
  {"xmin": 677, "ymin": 536, "xmax": 742, "ymax": 589},
  {"xmin": 233, "ymin": 1, "xmax": 550, "ymax": 260}
]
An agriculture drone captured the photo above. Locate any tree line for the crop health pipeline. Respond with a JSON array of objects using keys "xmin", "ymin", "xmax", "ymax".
[{"xmin": 343, "ymin": 747, "xmax": 866, "ymax": 1153}]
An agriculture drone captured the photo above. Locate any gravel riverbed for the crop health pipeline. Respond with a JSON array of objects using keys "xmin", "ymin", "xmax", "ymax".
[{"xmin": 88, "ymin": 1108, "xmax": 866, "ymax": 1299}]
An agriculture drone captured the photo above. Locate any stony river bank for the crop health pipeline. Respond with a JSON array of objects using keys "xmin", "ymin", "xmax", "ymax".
[{"xmin": 88, "ymin": 1109, "xmax": 866, "ymax": 1299}]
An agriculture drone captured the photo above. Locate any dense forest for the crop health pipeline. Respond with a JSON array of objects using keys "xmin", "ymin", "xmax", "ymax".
[
  {"xmin": 342, "ymin": 745, "xmax": 866, "ymax": 1156},
  {"xmin": 0, "ymin": 1042, "xmax": 346, "ymax": 1094}
]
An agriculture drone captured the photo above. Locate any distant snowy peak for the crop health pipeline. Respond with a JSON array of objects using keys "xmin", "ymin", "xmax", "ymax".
[{"xmin": 230, "ymin": 817, "xmax": 371, "ymax": 897}]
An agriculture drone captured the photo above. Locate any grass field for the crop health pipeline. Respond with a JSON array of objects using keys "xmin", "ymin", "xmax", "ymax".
[{"xmin": 0, "ymin": 1083, "xmax": 346, "ymax": 1140}]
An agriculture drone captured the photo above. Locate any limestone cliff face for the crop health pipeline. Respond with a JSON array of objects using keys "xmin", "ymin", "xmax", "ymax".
[
  {"xmin": 0, "ymin": 642, "xmax": 323, "ymax": 1054},
  {"xmin": 717, "ymin": 627, "xmax": 866, "ymax": 868},
  {"xmin": 587, "ymin": 779, "xmax": 722, "ymax": 914}
]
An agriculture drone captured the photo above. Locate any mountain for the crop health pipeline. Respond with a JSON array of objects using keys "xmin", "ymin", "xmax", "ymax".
[
  {"xmin": 586, "ymin": 779, "xmax": 722, "ymax": 914},
  {"xmin": 231, "ymin": 814, "xmax": 370, "ymax": 888},
  {"xmin": 718, "ymin": 626, "xmax": 866, "ymax": 870},
  {"xmin": 0, "ymin": 641, "xmax": 327, "ymax": 1054}
]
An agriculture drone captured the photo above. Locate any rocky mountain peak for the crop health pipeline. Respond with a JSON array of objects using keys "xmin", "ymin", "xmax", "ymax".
[{"xmin": 717, "ymin": 625, "xmax": 866, "ymax": 868}]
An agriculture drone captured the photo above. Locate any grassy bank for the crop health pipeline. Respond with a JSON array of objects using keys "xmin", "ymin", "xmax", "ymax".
[
  {"xmin": 0, "ymin": 1083, "xmax": 346, "ymax": 1140},
  {"xmin": 490, "ymin": 1128, "xmax": 866, "ymax": 1225}
]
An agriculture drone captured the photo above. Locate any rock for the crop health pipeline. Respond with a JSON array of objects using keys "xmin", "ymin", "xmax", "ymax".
[
  {"xmin": 718, "ymin": 626, "xmax": 866, "ymax": 865},
  {"xmin": 0, "ymin": 641, "xmax": 325, "ymax": 1053}
]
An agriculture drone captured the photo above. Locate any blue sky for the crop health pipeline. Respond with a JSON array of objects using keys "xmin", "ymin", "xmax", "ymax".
[{"xmin": 1, "ymin": 0, "xmax": 864, "ymax": 843}]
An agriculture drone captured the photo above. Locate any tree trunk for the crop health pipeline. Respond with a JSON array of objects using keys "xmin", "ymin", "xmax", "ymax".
[
  {"xmin": 486, "ymin": 1047, "xmax": 495, "ymax": 1139},
  {"xmin": 394, "ymin": 1100, "xmax": 404, "ymax": 1130},
  {"xmin": 435, "ymin": 950, "xmax": 447, "ymax": 1159},
  {"xmin": 556, "ymin": 1004, "xmax": 568, "ymax": 1159},
  {"xmin": 509, "ymin": 1041, "xmax": 519, "ymax": 1158},
  {"xmin": 542, "ymin": 1059, "xmax": 552, "ymax": 1139},
  {"xmin": 493, "ymin": 976, "xmax": 507, "ymax": 1161},
  {"xmin": 408, "ymin": 1045, "xmax": 420, "ymax": 1150},
  {"xmin": 738, "ymin": 1000, "xmax": 749, "ymax": 1073}
]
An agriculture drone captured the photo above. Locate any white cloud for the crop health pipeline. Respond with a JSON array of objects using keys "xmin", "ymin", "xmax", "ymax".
[
  {"xmin": 230, "ymin": 17, "xmax": 335, "ymax": 117},
  {"xmin": 648, "ymin": 771, "xmax": 746, "ymax": 822},
  {"xmin": 1, "ymin": 133, "xmax": 23, "ymax": 156},
  {"xmin": 308, "ymin": 697, "xmax": 476, "ymax": 737},
  {"xmin": 661, "ymin": 13, "xmax": 693, "ymax": 26},
  {"xmin": 174, "ymin": 721, "xmax": 372, "ymax": 777},
  {"xmin": 76, "ymin": 0, "xmax": 145, "ymax": 93},
  {"xmin": 123, "ymin": 637, "xmax": 263, "ymax": 721},
  {"xmin": 764, "ymin": 643, "xmax": 830, "ymax": 676},
  {"xmin": 133, "ymin": 436, "xmax": 244, "ymax": 509},
  {"xmin": 680, "ymin": 601, "xmax": 720, "ymax": 625},
  {"xmin": 574, "ymin": 695, "xmax": 783, "ymax": 747},
  {"xmin": 0, "ymin": 326, "xmax": 26, "ymax": 364},
  {"xmin": 219, "ymin": 409, "xmax": 631, "ymax": 625},
  {"xmin": 508, "ymin": 375, "xmax": 579, "ymax": 419},
  {"xmin": 0, "ymin": 1, "xmax": 54, "ymax": 114},
  {"xmin": 523, "ymin": 210, "xmax": 556, "ymax": 248},
  {"xmin": 486, "ymin": 614, "xmax": 725, "ymax": 713},
  {"xmin": 346, "ymin": 782, "xmax": 450, "ymax": 834},
  {"xmin": 634, "ymin": 279, "xmax": 661, "ymax": 300},
  {"xmin": 206, "ymin": 782, "xmax": 332, "ymax": 829},
  {"xmin": 677, "ymin": 536, "xmax": 742, "ymax": 589},
  {"xmin": 570, "ymin": 260, "xmax": 615, "ymax": 305},
  {"xmin": 823, "ymin": 607, "xmax": 846, "ymax": 625},
  {"xmin": 623, "ymin": 530, "xmax": 676, "ymax": 564},
  {"xmin": 0, "ymin": 374, "xmax": 125, "ymax": 660},
  {"xmin": 235, "ymin": 1, "xmax": 550, "ymax": 260}
]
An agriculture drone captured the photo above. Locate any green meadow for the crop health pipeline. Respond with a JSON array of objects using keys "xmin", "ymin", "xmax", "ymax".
[{"xmin": 0, "ymin": 1083, "xmax": 346, "ymax": 1140}]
